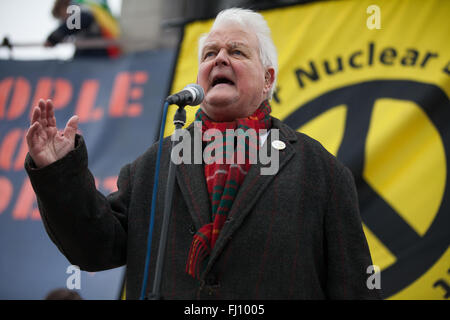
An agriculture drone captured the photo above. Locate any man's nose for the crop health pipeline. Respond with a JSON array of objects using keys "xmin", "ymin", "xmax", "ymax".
[{"xmin": 214, "ymin": 49, "xmax": 230, "ymax": 66}]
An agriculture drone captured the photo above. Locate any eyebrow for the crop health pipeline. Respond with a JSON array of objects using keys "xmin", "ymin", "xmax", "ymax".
[{"xmin": 229, "ymin": 41, "xmax": 248, "ymax": 49}]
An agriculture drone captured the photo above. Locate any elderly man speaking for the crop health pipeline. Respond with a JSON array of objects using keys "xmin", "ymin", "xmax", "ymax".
[{"xmin": 25, "ymin": 8, "xmax": 380, "ymax": 300}]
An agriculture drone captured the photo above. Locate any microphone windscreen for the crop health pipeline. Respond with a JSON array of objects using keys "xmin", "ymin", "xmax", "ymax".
[{"xmin": 186, "ymin": 84, "xmax": 205, "ymax": 105}]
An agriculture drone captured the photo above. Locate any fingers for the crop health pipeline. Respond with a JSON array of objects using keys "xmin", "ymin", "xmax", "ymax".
[
  {"xmin": 35, "ymin": 99, "xmax": 56, "ymax": 126},
  {"xmin": 30, "ymin": 106, "xmax": 41, "ymax": 126},
  {"xmin": 26, "ymin": 121, "xmax": 39, "ymax": 139},
  {"xmin": 26, "ymin": 121, "xmax": 42, "ymax": 148},
  {"xmin": 38, "ymin": 99, "xmax": 47, "ymax": 126},
  {"xmin": 46, "ymin": 99, "xmax": 57, "ymax": 127},
  {"xmin": 32, "ymin": 98, "xmax": 78, "ymax": 141},
  {"xmin": 43, "ymin": 99, "xmax": 56, "ymax": 128},
  {"xmin": 31, "ymin": 99, "xmax": 57, "ymax": 127},
  {"xmin": 29, "ymin": 106, "xmax": 44, "ymax": 145}
]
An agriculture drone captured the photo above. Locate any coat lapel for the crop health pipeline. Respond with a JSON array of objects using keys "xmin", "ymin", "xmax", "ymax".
[
  {"xmin": 203, "ymin": 117, "xmax": 299, "ymax": 276},
  {"xmin": 176, "ymin": 123, "xmax": 211, "ymax": 230}
]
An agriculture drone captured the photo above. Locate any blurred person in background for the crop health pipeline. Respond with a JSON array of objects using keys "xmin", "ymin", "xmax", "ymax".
[
  {"xmin": 44, "ymin": 288, "xmax": 83, "ymax": 300},
  {"xmin": 45, "ymin": 0, "xmax": 121, "ymax": 58}
]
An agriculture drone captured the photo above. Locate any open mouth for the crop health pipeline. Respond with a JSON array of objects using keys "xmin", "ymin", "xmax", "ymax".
[{"xmin": 211, "ymin": 77, "xmax": 235, "ymax": 87}]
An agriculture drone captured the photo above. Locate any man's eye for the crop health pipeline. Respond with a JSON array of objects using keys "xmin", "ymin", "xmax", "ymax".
[
  {"xmin": 232, "ymin": 50, "xmax": 243, "ymax": 55},
  {"xmin": 204, "ymin": 51, "xmax": 215, "ymax": 59}
]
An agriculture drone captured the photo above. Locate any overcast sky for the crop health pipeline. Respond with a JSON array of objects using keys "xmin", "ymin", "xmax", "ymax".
[{"xmin": 0, "ymin": 0, "xmax": 122, "ymax": 60}]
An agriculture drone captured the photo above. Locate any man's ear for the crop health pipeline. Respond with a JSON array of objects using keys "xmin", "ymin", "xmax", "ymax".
[{"xmin": 263, "ymin": 67, "xmax": 275, "ymax": 94}]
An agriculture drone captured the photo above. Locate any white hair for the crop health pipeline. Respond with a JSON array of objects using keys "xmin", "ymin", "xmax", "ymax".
[{"xmin": 198, "ymin": 8, "xmax": 278, "ymax": 100}]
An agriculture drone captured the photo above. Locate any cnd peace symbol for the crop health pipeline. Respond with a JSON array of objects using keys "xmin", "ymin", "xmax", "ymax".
[{"xmin": 283, "ymin": 80, "xmax": 450, "ymax": 297}]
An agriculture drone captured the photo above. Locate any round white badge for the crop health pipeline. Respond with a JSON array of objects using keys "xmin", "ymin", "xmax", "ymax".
[{"xmin": 272, "ymin": 140, "xmax": 286, "ymax": 150}]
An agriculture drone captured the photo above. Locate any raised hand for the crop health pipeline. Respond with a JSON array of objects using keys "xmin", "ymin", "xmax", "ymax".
[{"xmin": 26, "ymin": 99, "xmax": 79, "ymax": 168}]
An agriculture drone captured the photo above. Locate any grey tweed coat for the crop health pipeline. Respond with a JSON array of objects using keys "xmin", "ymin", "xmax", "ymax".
[{"xmin": 25, "ymin": 117, "xmax": 380, "ymax": 300}]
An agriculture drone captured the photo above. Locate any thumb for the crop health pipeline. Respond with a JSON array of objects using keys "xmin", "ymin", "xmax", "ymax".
[{"xmin": 63, "ymin": 115, "xmax": 79, "ymax": 141}]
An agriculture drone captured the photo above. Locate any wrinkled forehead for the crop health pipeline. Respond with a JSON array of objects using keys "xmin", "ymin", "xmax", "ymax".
[{"xmin": 203, "ymin": 22, "xmax": 259, "ymax": 51}]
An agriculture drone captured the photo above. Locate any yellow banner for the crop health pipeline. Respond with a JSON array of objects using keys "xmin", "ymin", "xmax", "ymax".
[{"xmin": 168, "ymin": 0, "xmax": 450, "ymax": 299}]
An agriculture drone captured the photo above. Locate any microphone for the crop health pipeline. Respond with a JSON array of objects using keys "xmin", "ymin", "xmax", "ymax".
[{"xmin": 166, "ymin": 84, "xmax": 204, "ymax": 106}]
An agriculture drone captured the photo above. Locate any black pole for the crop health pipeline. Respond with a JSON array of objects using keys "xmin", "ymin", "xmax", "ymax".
[{"xmin": 148, "ymin": 106, "xmax": 186, "ymax": 300}]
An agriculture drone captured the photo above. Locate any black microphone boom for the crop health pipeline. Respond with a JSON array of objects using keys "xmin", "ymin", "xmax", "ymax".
[{"xmin": 166, "ymin": 84, "xmax": 204, "ymax": 106}]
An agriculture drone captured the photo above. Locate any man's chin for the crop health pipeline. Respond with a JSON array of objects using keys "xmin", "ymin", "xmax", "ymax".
[
  {"xmin": 204, "ymin": 92, "xmax": 237, "ymax": 107},
  {"xmin": 201, "ymin": 94, "xmax": 241, "ymax": 121}
]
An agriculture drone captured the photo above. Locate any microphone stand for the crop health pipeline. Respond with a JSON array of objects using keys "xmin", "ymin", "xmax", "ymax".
[{"xmin": 147, "ymin": 104, "xmax": 186, "ymax": 300}]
